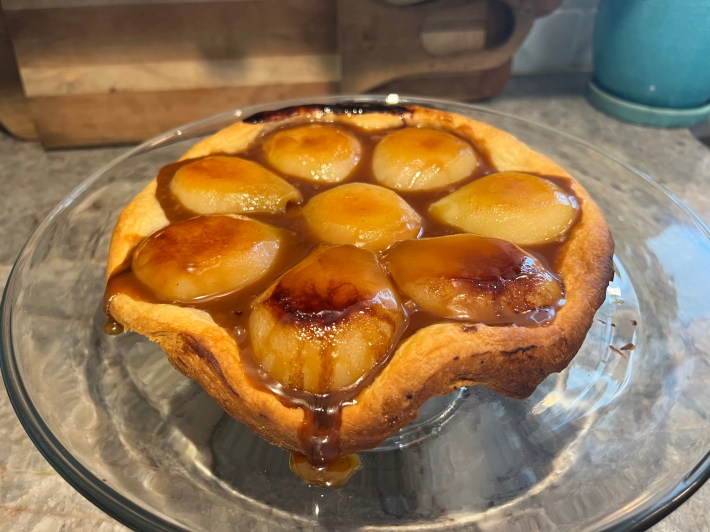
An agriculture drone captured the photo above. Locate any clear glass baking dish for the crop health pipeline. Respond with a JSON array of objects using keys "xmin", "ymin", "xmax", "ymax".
[{"xmin": 2, "ymin": 95, "xmax": 708, "ymax": 530}]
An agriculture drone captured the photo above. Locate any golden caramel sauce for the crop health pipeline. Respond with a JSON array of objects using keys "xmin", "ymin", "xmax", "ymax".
[
  {"xmin": 104, "ymin": 114, "xmax": 579, "ymax": 484},
  {"xmin": 289, "ymin": 452, "xmax": 361, "ymax": 488}
]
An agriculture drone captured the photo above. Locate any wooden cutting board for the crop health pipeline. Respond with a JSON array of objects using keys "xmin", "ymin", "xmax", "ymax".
[{"xmin": 1, "ymin": 0, "xmax": 559, "ymax": 148}]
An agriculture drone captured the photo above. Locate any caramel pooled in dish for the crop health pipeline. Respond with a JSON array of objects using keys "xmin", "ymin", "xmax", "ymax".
[{"xmin": 104, "ymin": 103, "xmax": 614, "ymax": 486}]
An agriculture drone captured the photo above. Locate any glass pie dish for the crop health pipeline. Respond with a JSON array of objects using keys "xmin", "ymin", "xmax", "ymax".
[{"xmin": 2, "ymin": 96, "xmax": 708, "ymax": 531}]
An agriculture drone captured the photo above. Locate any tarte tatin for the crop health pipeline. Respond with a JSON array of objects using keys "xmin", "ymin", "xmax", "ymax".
[{"xmin": 104, "ymin": 103, "xmax": 614, "ymax": 486}]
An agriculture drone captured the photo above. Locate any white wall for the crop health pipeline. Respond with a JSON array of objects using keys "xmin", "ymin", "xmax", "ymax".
[{"xmin": 512, "ymin": 0, "xmax": 599, "ymax": 74}]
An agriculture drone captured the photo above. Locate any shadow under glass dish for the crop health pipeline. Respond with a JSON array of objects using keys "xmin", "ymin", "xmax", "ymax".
[{"xmin": 1, "ymin": 96, "xmax": 708, "ymax": 531}]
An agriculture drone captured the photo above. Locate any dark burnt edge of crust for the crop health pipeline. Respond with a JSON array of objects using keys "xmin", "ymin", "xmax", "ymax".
[
  {"xmin": 180, "ymin": 332, "xmax": 240, "ymax": 400},
  {"xmin": 501, "ymin": 345, "xmax": 537, "ymax": 356},
  {"xmin": 243, "ymin": 102, "xmax": 413, "ymax": 124}
]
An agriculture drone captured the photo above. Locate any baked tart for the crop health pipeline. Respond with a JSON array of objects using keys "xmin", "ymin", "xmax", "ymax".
[{"xmin": 104, "ymin": 102, "xmax": 614, "ymax": 486}]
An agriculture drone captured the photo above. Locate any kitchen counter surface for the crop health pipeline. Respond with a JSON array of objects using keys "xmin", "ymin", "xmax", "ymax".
[{"xmin": 1, "ymin": 74, "xmax": 708, "ymax": 530}]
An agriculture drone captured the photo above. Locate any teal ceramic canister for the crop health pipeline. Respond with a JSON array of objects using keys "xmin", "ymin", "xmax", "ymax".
[{"xmin": 588, "ymin": 0, "xmax": 710, "ymax": 127}]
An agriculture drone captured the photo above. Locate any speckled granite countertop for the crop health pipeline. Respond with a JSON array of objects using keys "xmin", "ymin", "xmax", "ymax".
[{"xmin": 1, "ymin": 74, "xmax": 708, "ymax": 530}]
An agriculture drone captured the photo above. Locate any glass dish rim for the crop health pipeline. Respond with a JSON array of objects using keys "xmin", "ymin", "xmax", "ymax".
[{"xmin": 1, "ymin": 94, "xmax": 708, "ymax": 531}]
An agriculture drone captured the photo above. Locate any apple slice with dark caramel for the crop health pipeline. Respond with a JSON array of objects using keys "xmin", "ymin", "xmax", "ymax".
[
  {"xmin": 384, "ymin": 234, "xmax": 564, "ymax": 324},
  {"xmin": 249, "ymin": 245, "xmax": 405, "ymax": 393},
  {"xmin": 132, "ymin": 215, "xmax": 286, "ymax": 303}
]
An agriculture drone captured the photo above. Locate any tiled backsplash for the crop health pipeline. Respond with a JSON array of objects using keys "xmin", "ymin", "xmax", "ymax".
[{"xmin": 513, "ymin": 0, "xmax": 598, "ymax": 74}]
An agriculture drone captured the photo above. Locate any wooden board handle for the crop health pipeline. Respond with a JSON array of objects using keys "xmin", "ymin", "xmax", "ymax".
[{"xmin": 338, "ymin": 0, "xmax": 536, "ymax": 93}]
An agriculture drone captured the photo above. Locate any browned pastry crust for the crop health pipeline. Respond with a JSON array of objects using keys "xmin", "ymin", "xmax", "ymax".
[{"xmin": 106, "ymin": 104, "xmax": 614, "ymax": 456}]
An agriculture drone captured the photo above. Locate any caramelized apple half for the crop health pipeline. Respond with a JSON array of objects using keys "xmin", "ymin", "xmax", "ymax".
[
  {"xmin": 250, "ymin": 245, "xmax": 405, "ymax": 393},
  {"xmin": 170, "ymin": 156, "xmax": 302, "ymax": 215},
  {"xmin": 262, "ymin": 124, "xmax": 362, "ymax": 183},
  {"xmin": 302, "ymin": 183, "xmax": 422, "ymax": 251},
  {"xmin": 385, "ymin": 234, "xmax": 563, "ymax": 324},
  {"xmin": 429, "ymin": 172, "xmax": 579, "ymax": 246},
  {"xmin": 132, "ymin": 215, "xmax": 286, "ymax": 303},
  {"xmin": 372, "ymin": 127, "xmax": 478, "ymax": 191}
]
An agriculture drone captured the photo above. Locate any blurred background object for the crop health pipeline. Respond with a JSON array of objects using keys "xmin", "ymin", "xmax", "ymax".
[
  {"xmin": 0, "ymin": 7, "xmax": 36, "ymax": 140},
  {"xmin": 587, "ymin": 0, "xmax": 710, "ymax": 127},
  {"xmin": 512, "ymin": 0, "xmax": 597, "ymax": 74},
  {"xmin": 5, "ymin": 0, "xmax": 706, "ymax": 146},
  {"xmin": 0, "ymin": 0, "xmax": 562, "ymax": 148}
]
